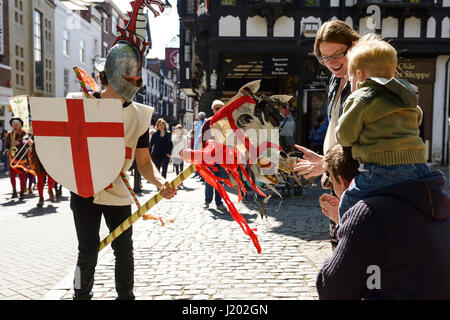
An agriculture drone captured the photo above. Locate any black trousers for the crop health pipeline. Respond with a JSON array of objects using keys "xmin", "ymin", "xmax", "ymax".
[
  {"xmin": 152, "ymin": 156, "xmax": 169, "ymax": 178},
  {"xmin": 70, "ymin": 193, "xmax": 134, "ymax": 300}
]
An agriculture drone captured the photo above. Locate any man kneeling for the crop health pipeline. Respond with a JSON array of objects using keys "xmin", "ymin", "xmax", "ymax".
[{"xmin": 316, "ymin": 144, "xmax": 450, "ymax": 299}]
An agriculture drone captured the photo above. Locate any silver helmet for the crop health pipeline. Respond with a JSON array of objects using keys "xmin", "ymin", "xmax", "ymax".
[
  {"xmin": 104, "ymin": 42, "xmax": 142, "ymax": 103},
  {"xmin": 95, "ymin": 0, "xmax": 166, "ymax": 102}
]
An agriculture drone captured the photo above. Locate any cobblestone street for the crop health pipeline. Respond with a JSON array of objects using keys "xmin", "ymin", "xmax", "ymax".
[
  {"xmin": 1, "ymin": 164, "xmax": 448, "ymax": 300},
  {"xmin": 0, "ymin": 165, "xmax": 332, "ymax": 300},
  {"xmin": 54, "ymin": 172, "xmax": 332, "ymax": 300}
]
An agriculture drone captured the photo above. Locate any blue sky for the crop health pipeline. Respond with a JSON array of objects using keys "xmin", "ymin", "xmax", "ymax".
[{"xmin": 112, "ymin": 0, "xmax": 180, "ymax": 59}]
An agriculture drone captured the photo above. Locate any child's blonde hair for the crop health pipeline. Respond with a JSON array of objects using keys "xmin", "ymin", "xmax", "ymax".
[{"xmin": 347, "ymin": 33, "xmax": 397, "ymax": 79}]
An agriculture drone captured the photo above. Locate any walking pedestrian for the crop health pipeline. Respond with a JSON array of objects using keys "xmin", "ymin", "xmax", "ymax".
[{"xmin": 149, "ymin": 118, "xmax": 173, "ymax": 179}]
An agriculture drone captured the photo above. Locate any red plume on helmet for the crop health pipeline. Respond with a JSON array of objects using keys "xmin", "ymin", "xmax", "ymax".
[{"xmin": 113, "ymin": 0, "xmax": 165, "ymax": 72}]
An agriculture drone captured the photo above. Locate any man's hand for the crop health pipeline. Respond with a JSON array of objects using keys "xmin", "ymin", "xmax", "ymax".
[
  {"xmin": 293, "ymin": 144, "xmax": 325, "ymax": 178},
  {"xmin": 319, "ymin": 193, "xmax": 340, "ymax": 224},
  {"xmin": 159, "ymin": 181, "xmax": 177, "ymax": 199}
]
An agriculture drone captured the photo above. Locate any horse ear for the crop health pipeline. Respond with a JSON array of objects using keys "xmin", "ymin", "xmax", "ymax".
[
  {"xmin": 238, "ymin": 79, "xmax": 261, "ymax": 96},
  {"xmin": 270, "ymin": 95, "xmax": 293, "ymax": 104}
]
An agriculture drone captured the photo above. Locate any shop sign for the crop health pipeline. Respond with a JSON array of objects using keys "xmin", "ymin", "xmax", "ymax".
[
  {"xmin": 397, "ymin": 60, "xmax": 435, "ymax": 83},
  {"xmin": 262, "ymin": 57, "xmax": 298, "ymax": 76}
]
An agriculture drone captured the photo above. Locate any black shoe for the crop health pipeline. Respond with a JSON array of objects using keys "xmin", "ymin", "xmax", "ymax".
[
  {"xmin": 12, "ymin": 190, "xmax": 18, "ymax": 199},
  {"xmin": 72, "ymin": 292, "xmax": 93, "ymax": 300},
  {"xmin": 37, "ymin": 197, "xmax": 44, "ymax": 207},
  {"xmin": 19, "ymin": 191, "xmax": 25, "ymax": 199},
  {"xmin": 116, "ymin": 291, "xmax": 135, "ymax": 300}
]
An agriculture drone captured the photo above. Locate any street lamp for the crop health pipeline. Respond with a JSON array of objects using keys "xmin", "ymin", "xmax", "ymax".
[{"xmin": 164, "ymin": 0, "xmax": 172, "ymax": 16}]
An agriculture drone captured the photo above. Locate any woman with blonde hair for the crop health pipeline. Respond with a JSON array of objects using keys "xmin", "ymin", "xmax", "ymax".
[
  {"xmin": 150, "ymin": 118, "xmax": 173, "ymax": 178},
  {"xmin": 294, "ymin": 20, "xmax": 361, "ymax": 250}
]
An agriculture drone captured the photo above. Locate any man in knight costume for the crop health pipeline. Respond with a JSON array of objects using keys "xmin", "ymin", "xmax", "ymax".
[{"xmin": 71, "ymin": 0, "xmax": 176, "ymax": 300}]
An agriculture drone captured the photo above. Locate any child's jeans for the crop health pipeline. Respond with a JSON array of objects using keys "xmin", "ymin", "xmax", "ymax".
[{"xmin": 338, "ymin": 163, "xmax": 429, "ymax": 223}]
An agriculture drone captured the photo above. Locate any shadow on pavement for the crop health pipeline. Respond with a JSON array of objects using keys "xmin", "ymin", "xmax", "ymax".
[
  {"xmin": 18, "ymin": 205, "xmax": 58, "ymax": 218},
  {"xmin": 1, "ymin": 199, "xmax": 24, "ymax": 206},
  {"xmin": 207, "ymin": 207, "xmax": 257, "ymax": 223},
  {"xmin": 217, "ymin": 178, "xmax": 331, "ymax": 242}
]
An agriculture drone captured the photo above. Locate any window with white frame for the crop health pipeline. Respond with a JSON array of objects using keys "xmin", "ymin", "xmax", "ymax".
[
  {"xmin": 34, "ymin": 10, "xmax": 44, "ymax": 90},
  {"xmin": 80, "ymin": 40, "xmax": 86, "ymax": 63},
  {"xmin": 112, "ymin": 15, "xmax": 117, "ymax": 34},
  {"xmin": 63, "ymin": 30, "xmax": 69, "ymax": 56}
]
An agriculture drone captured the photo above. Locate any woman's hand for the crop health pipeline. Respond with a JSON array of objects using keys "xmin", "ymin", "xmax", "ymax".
[
  {"xmin": 319, "ymin": 193, "xmax": 340, "ymax": 224},
  {"xmin": 292, "ymin": 144, "xmax": 325, "ymax": 178}
]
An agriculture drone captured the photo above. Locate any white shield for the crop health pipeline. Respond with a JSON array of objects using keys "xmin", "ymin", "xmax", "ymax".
[{"xmin": 29, "ymin": 97, "xmax": 125, "ymax": 198}]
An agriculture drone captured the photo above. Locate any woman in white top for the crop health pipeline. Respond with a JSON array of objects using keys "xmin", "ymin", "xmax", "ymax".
[{"xmin": 293, "ymin": 20, "xmax": 361, "ymax": 250}]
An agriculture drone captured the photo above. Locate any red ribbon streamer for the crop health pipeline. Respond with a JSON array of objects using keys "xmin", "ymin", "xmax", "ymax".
[{"xmin": 183, "ymin": 140, "xmax": 265, "ymax": 254}]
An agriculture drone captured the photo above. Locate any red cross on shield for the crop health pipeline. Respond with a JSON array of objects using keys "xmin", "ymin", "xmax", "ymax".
[{"xmin": 29, "ymin": 97, "xmax": 126, "ymax": 198}]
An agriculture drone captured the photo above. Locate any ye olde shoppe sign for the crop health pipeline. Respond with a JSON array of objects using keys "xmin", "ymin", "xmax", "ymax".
[{"xmin": 396, "ymin": 59, "xmax": 435, "ymax": 83}]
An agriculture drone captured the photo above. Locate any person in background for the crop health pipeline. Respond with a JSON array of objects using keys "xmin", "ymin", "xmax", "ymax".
[
  {"xmin": 194, "ymin": 112, "xmax": 206, "ymax": 150},
  {"xmin": 308, "ymin": 115, "xmax": 328, "ymax": 154},
  {"xmin": 28, "ymin": 138, "xmax": 56, "ymax": 207},
  {"xmin": 54, "ymin": 182, "xmax": 63, "ymax": 199},
  {"xmin": 132, "ymin": 160, "xmax": 142, "ymax": 194},
  {"xmin": 149, "ymin": 118, "xmax": 173, "ymax": 179},
  {"xmin": 190, "ymin": 129, "xmax": 195, "ymax": 150},
  {"xmin": 4, "ymin": 118, "xmax": 28, "ymax": 199},
  {"xmin": 199, "ymin": 100, "xmax": 226, "ymax": 210},
  {"xmin": 1, "ymin": 129, "xmax": 9, "ymax": 175},
  {"xmin": 316, "ymin": 144, "xmax": 450, "ymax": 300},
  {"xmin": 171, "ymin": 124, "xmax": 188, "ymax": 176},
  {"xmin": 279, "ymin": 102, "xmax": 296, "ymax": 153}
]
